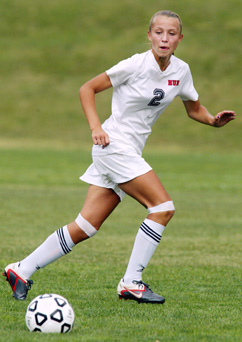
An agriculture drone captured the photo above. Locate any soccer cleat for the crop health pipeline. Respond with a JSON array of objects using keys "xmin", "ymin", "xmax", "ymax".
[
  {"xmin": 2, "ymin": 262, "xmax": 33, "ymax": 300},
  {"xmin": 117, "ymin": 279, "xmax": 165, "ymax": 304}
]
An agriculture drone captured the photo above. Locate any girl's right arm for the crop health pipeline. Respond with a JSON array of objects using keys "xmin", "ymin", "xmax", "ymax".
[{"xmin": 79, "ymin": 72, "xmax": 113, "ymax": 148}]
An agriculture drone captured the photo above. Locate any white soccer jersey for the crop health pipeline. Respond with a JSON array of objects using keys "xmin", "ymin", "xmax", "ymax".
[{"xmin": 93, "ymin": 50, "xmax": 198, "ymax": 156}]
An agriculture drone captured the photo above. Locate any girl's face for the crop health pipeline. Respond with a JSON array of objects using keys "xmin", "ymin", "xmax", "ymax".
[{"xmin": 148, "ymin": 15, "xmax": 183, "ymax": 60}]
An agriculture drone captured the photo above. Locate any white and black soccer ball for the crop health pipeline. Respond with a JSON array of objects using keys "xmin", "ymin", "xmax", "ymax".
[{"xmin": 25, "ymin": 294, "xmax": 75, "ymax": 333}]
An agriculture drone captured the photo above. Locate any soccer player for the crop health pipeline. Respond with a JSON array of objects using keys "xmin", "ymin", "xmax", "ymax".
[{"xmin": 3, "ymin": 10, "xmax": 235, "ymax": 303}]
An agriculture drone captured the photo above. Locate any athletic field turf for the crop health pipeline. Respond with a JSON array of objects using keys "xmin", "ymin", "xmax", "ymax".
[{"xmin": 0, "ymin": 147, "xmax": 241, "ymax": 341}]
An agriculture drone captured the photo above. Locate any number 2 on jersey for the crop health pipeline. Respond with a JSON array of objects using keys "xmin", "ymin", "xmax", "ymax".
[{"xmin": 148, "ymin": 88, "xmax": 165, "ymax": 106}]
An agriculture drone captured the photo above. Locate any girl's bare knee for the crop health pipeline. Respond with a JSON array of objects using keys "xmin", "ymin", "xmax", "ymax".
[{"xmin": 147, "ymin": 209, "xmax": 175, "ymax": 226}]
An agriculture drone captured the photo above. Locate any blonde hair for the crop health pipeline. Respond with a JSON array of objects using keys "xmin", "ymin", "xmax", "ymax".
[{"xmin": 149, "ymin": 10, "xmax": 183, "ymax": 34}]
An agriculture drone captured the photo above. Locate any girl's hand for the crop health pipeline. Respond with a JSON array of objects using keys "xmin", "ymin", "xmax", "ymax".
[
  {"xmin": 213, "ymin": 111, "xmax": 236, "ymax": 127},
  {"xmin": 92, "ymin": 126, "xmax": 110, "ymax": 148}
]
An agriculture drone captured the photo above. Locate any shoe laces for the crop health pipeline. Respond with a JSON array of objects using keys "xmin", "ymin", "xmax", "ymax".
[
  {"xmin": 133, "ymin": 280, "xmax": 153, "ymax": 292},
  {"xmin": 26, "ymin": 279, "xmax": 33, "ymax": 291}
]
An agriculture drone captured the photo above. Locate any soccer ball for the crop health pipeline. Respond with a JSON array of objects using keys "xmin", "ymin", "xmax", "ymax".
[{"xmin": 25, "ymin": 294, "xmax": 75, "ymax": 333}]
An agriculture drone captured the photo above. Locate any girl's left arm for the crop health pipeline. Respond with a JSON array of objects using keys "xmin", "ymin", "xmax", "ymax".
[{"xmin": 183, "ymin": 99, "xmax": 236, "ymax": 127}]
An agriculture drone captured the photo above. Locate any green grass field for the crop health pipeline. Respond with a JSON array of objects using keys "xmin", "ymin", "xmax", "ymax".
[
  {"xmin": 0, "ymin": 148, "xmax": 241, "ymax": 341},
  {"xmin": 0, "ymin": 0, "xmax": 241, "ymax": 341}
]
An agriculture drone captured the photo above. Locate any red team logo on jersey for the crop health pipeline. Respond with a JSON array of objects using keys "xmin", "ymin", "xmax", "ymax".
[{"xmin": 168, "ymin": 80, "xmax": 180, "ymax": 86}]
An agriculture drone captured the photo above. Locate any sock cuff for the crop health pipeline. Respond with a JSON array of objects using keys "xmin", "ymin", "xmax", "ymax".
[
  {"xmin": 56, "ymin": 225, "xmax": 75, "ymax": 255},
  {"xmin": 144, "ymin": 218, "xmax": 166, "ymax": 233},
  {"xmin": 139, "ymin": 219, "xmax": 165, "ymax": 246}
]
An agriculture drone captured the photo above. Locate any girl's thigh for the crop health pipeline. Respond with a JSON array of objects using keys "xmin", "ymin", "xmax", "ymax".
[
  {"xmin": 81, "ymin": 185, "xmax": 121, "ymax": 229},
  {"xmin": 118, "ymin": 170, "xmax": 171, "ymax": 209}
]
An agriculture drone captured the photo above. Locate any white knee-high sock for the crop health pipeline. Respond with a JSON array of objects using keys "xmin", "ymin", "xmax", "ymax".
[
  {"xmin": 19, "ymin": 225, "xmax": 75, "ymax": 279},
  {"xmin": 123, "ymin": 219, "xmax": 165, "ymax": 284}
]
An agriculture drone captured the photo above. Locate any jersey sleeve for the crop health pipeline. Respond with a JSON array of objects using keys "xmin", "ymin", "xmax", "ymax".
[
  {"xmin": 179, "ymin": 65, "xmax": 199, "ymax": 102},
  {"xmin": 106, "ymin": 54, "xmax": 139, "ymax": 87}
]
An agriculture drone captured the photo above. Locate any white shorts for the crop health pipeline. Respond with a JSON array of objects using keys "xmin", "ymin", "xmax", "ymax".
[{"xmin": 80, "ymin": 153, "xmax": 152, "ymax": 200}]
